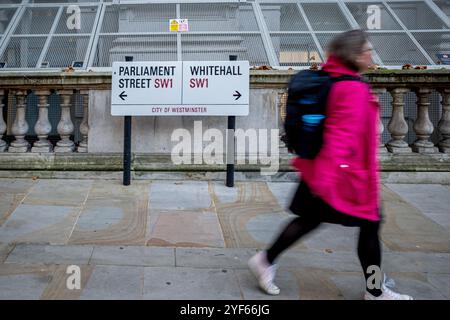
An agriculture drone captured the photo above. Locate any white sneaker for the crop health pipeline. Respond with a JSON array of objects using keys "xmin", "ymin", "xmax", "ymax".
[
  {"xmin": 248, "ymin": 251, "xmax": 280, "ymax": 295},
  {"xmin": 364, "ymin": 284, "xmax": 413, "ymax": 300}
]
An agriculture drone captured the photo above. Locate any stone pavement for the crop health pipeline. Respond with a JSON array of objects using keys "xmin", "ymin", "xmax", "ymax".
[{"xmin": 0, "ymin": 178, "xmax": 449, "ymax": 300}]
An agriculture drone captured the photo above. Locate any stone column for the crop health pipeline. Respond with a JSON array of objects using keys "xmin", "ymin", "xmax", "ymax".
[
  {"xmin": 8, "ymin": 90, "xmax": 30, "ymax": 153},
  {"xmin": 412, "ymin": 88, "xmax": 437, "ymax": 153},
  {"xmin": 55, "ymin": 90, "xmax": 75, "ymax": 153},
  {"xmin": 0, "ymin": 90, "xmax": 7, "ymax": 152},
  {"xmin": 31, "ymin": 89, "xmax": 53, "ymax": 153},
  {"xmin": 438, "ymin": 88, "xmax": 450, "ymax": 153},
  {"xmin": 386, "ymin": 88, "xmax": 411, "ymax": 153},
  {"xmin": 372, "ymin": 87, "xmax": 387, "ymax": 154},
  {"xmin": 78, "ymin": 90, "xmax": 89, "ymax": 153}
]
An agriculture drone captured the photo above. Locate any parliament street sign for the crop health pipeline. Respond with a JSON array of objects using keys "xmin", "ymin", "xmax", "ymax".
[{"xmin": 111, "ymin": 60, "xmax": 249, "ymax": 116}]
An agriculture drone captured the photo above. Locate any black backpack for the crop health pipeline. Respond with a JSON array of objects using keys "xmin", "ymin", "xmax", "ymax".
[{"xmin": 283, "ymin": 69, "xmax": 362, "ymax": 159}]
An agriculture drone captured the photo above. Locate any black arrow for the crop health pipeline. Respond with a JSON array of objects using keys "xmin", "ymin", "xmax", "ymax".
[
  {"xmin": 119, "ymin": 91, "xmax": 127, "ymax": 101},
  {"xmin": 233, "ymin": 91, "xmax": 241, "ymax": 100}
]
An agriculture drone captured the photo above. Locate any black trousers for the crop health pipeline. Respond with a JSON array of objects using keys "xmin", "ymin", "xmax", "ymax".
[{"xmin": 266, "ymin": 182, "xmax": 382, "ymax": 296}]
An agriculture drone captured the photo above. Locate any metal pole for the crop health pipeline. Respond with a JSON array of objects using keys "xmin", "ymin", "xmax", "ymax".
[
  {"xmin": 123, "ymin": 115, "xmax": 132, "ymax": 186},
  {"xmin": 226, "ymin": 55, "xmax": 237, "ymax": 188},
  {"xmin": 123, "ymin": 55, "xmax": 134, "ymax": 186},
  {"xmin": 226, "ymin": 115, "xmax": 236, "ymax": 187}
]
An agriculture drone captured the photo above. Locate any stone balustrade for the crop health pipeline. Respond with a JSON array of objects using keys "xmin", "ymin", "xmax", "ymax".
[
  {"xmin": 0, "ymin": 88, "xmax": 89, "ymax": 153},
  {"xmin": 0, "ymin": 70, "xmax": 449, "ymax": 160}
]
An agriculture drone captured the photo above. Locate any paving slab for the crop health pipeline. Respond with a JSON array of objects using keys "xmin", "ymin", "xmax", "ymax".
[
  {"xmin": 69, "ymin": 197, "xmax": 148, "ymax": 246},
  {"xmin": 0, "ymin": 243, "xmax": 14, "ymax": 263},
  {"xmin": 266, "ymin": 182, "xmax": 298, "ymax": 210},
  {"xmin": 90, "ymin": 246, "xmax": 175, "ymax": 267},
  {"xmin": 245, "ymin": 213, "xmax": 292, "ymax": 246},
  {"xmin": 0, "ymin": 178, "xmax": 36, "ymax": 193},
  {"xmin": 329, "ymin": 272, "xmax": 366, "ymax": 300},
  {"xmin": 5, "ymin": 244, "xmax": 93, "ymax": 265},
  {"xmin": 426, "ymin": 274, "xmax": 450, "ymax": 299},
  {"xmin": 385, "ymin": 184, "xmax": 450, "ymax": 216},
  {"xmin": 22, "ymin": 179, "xmax": 92, "ymax": 207},
  {"xmin": 0, "ymin": 204, "xmax": 81, "ymax": 245},
  {"xmin": 0, "ymin": 264, "xmax": 56, "ymax": 300},
  {"xmin": 387, "ymin": 272, "xmax": 448, "ymax": 300},
  {"xmin": 150, "ymin": 181, "xmax": 212, "ymax": 210},
  {"xmin": 288, "ymin": 268, "xmax": 346, "ymax": 300},
  {"xmin": 211, "ymin": 182, "xmax": 288, "ymax": 249},
  {"xmin": 380, "ymin": 186, "xmax": 450, "ymax": 252},
  {"xmin": 88, "ymin": 180, "xmax": 149, "ymax": 200},
  {"xmin": 146, "ymin": 209, "xmax": 225, "ymax": 248},
  {"xmin": 278, "ymin": 250, "xmax": 362, "ymax": 272},
  {"xmin": 235, "ymin": 268, "xmax": 300, "ymax": 300},
  {"xmin": 175, "ymin": 247, "xmax": 257, "ymax": 268},
  {"xmin": 40, "ymin": 264, "xmax": 95, "ymax": 300},
  {"xmin": 0, "ymin": 273, "xmax": 51, "ymax": 300},
  {"xmin": 0, "ymin": 193, "xmax": 26, "ymax": 226},
  {"xmin": 80, "ymin": 265, "xmax": 143, "ymax": 300},
  {"xmin": 142, "ymin": 267, "xmax": 242, "ymax": 300}
]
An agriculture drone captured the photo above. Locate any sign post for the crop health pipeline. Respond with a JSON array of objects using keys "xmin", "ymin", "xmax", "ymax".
[
  {"xmin": 123, "ymin": 115, "xmax": 132, "ymax": 186},
  {"xmin": 226, "ymin": 55, "xmax": 238, "ymax": 188},
  {"xmin": 123, "ymin": 55, "xmax": 133, "ymax": 186},
  {"xmin": 111, "ymin": 60, "xmax": 249, "ymax": 186}
]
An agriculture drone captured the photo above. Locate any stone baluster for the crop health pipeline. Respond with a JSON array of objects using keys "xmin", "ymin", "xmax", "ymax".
[
  {"xmin": 438, "ymin": 88, "xmax": 450, "ymax": 153},
  {"xmin": 8, "ymin": 90, "xmax": 30, "ymax": 153},
  {"xmin": 372, "ymin": 87, "xmax": 387, "ymax": 154},
  {"xmin": 55, "ymin": 90, "xmax": 75, "ymax": 153},
  {"xmin": 78, "ymin": 90, "xmax": 89, "ymax": 153},
  {"xmin": 32, "ymin": 90, "xmax": 53, "ymax": 152},
  {"xmin": 386, "ymin": 88, "xmax": 411, "ymax": 153},
  {"xmin": 412, "ymin": 88, "xmax": 437, "ymax": 153},
  {"xmin": 0, "ymin": 90, "xmax": 6, "ymax": 152}
]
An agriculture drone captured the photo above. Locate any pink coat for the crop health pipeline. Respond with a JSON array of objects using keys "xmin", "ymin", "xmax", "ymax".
[{"xmin": 291, "ymin": 55, "xmax": 381, "ymax": 221}]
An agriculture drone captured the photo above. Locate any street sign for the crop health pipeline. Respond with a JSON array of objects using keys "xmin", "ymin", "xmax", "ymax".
[{"xmin": 111, "ymin": 61, "xmax": 249, "ymax": 116}]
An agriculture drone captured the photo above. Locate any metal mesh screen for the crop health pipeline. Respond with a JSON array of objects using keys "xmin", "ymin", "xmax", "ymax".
[
  {"xmin": 181, "ymin": 34, "xmax": 269, "ymax": 66},
  {"xmin": 0, "ymin": 8, "xmax": 17, "ymax": 34},
  {"xmin": 315, "ymin": 33, "xmax": 341, "ymax": 54},
  {"xmin": 13, "ymin": 7, "xmax": 59, "ymax": 35},
  {"xmin": 260, "ymin": 3, "xmax": 308, "ymax": 31},
  {"xmin": 433, "ymin": 0, "xmax": 450, "ymax": 17},
  {"xmin": 389, "ymin": 1, "xmax": 449, "ymax": 30},
  {"xmin": 345, "ymin": 2, "xmax": 402, "ymax": 30},
  {"xmin": 412, "ymin": 32, "xmax": 450, "ymax": 64},
  {"xmin": 0, "ymin": 36, "xmax": 46, "ymax": 68},
  {"xmin": 181, "ymin": 3, "xmax": 258, "ymax": 32},
  {"xmin": 302, "ymin": 3, "xmax": 352, "ymax": 31},
  {"xmin": 368, "ymin": 32, "xmax": 430, "ymax": 65},
  {"xmin": 44, "ymin": 36, "xmax": 90, "ymax": 68},
  {"xmin": 271, "ymin": 34, "xmax": 322, "ymax": 66},
  {"xmin": 55, "ymin": 5, "xmax": 98, "ymax": 34},
  {"xmin": 101, "ymin": 4, "xmax": 176, "ymax": 33},
  {"xmin": 92, "ymin": 34, "xmax": 177, "ymax": 67}
]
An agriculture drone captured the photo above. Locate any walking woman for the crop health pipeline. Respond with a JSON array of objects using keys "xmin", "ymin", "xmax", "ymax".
[{"xmin": 248, "ymin": 30, "xmax": 413, "ymax": 300}]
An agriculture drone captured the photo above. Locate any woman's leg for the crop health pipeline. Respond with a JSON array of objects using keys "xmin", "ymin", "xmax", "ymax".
[
  {"xmin": 266, "ymin": 216, "xmax": 321, "ymax": 264},
  {"xmin": 357, "ymin": 220, "xmax": 382, "ymax": 297},
  {"xmin": 248, "ymin": 216, "xmax": 320, "ymax": 295}
]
